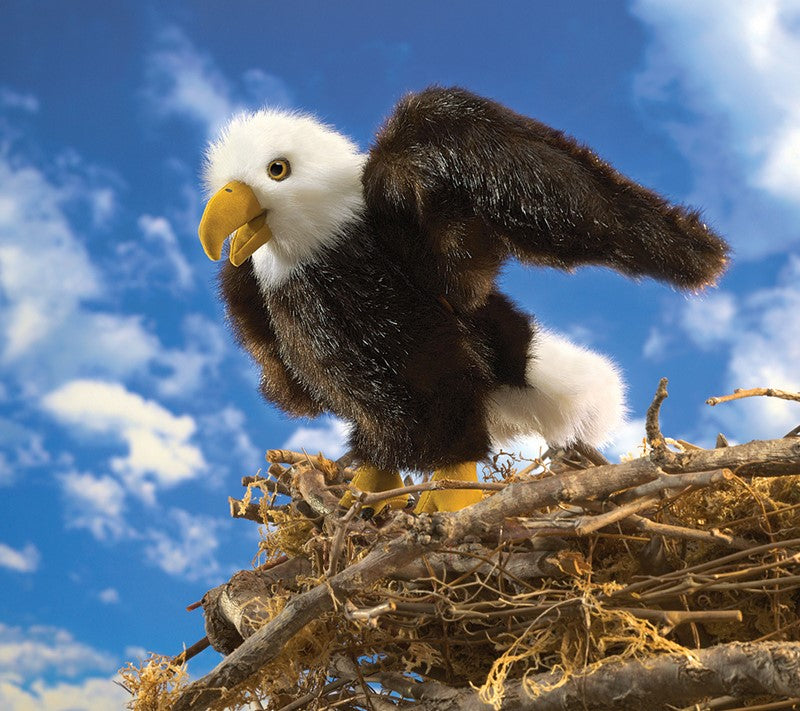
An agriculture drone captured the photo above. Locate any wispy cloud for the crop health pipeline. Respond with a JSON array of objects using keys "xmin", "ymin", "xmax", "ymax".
[
  {"xmin": 136, "ymin": 214, "xmax": 193, "ymax": 290},
  {"xmin": 0, "ymin": 86, "xmax": 39, "ymax": 113},
  {"xmin": 144, "ymin": 508, "xmax": 224, "ymax": 582},
  {"xmin": 0, "ymin": 143, "xmax": 171, "ymax": 396},
  {"xmin": 0, "ymin": 676, "xmax": 130, "ymax": 711},
  {"xmin": 0, "ymin": 622, "xmax": 125, "ymax": 711},
  {"xmin": 603, "ymin": 418, "xmax": 648, "ymax": 463},
  {"xmin": 0, "ymin": 423, "xmax": 51, "ymax": 488},
  {"xmin": 282, "ymin": 416, "xmax": 350, "ymax": 460},
  {"xmin": 0, "ymin": 542, "xmax": 39, "ymax": 573},
  {"xmin": 43, "ymin": 380, "xmax": 207, "ymax": 503},
  {"xmin": 0, "ymin": 155, "xmax": 101, "ymax": 363},
  {"xmin": 632, "ymin": 0, "xmax": 800, "ymax": 257},
  {"xmin": 0, "ymin": 622, "xmax": 116, "ymax": 680},
  {"xmin": 59, "ymin": 471, "xmax": 130, "ymax": 541},
  {"xmin": 143, "ymin": 25, "xmax": 291, "ymax": 137},
  {"xmin": 679, "ymin": 291, "xmax": 738, "ymax": 349},
  {"xmin": 155, "ymin": 314, "xmax": 228, "ymax": 399},
  {"xmin": 97, "ymin": 588, "xmax": 120, "ymax": 605}
]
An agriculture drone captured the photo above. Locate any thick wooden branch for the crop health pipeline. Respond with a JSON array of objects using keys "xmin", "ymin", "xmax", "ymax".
[
  {"xmin": 385, "ymin": 642, "xmax": 800, "ymax": 710},
  {"xmin": 173, "ymin": 436, "xmax": 800, "ymax": 710}
]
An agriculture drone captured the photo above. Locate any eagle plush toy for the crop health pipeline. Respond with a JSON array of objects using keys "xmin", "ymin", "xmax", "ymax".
[{"xmin": 198, "ymin": 87, "xmax": 728, "ymax": 515}]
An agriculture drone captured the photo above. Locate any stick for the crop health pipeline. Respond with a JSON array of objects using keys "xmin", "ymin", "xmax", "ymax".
[
  {"xmin": 357, "ymin": 478, "xmax": 505, "ymax": 506},
  {"xmin": 646, "ymin": 377, "xmax": 671, "ymax": 453},
  {"xmin": 172, "ymin": 636, "xmax": 210, "ymax": 666},
  {"xmin": 707, "ymin": 388, "xmax": 800, "ymax": 407}
]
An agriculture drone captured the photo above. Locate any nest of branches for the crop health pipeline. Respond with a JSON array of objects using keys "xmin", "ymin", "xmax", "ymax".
[{"xmin": 122, "ymin": 381, "xmax": 800, "ymax": 711}]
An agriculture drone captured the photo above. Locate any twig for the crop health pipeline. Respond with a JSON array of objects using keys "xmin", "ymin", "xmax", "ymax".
[
  {"xmin": 357, "ymin": 478, "xmax": 505, "ymax": 506},
  {"xmin": 646, "ymin": 377, "xmax": 672, "ymax": 459},
  {"xmin": 518, "ymin": 496, "xmax": 658, "ymax": 537},
  {"xmin": 172, "ymin": 636, "xmax": 210, "ymax": 666},
  {"xmin": 570, "ymin": 441, "xmax": 611, "ymax": 466},
  {"xmin": 623, "ymin": 514, "xmax": 754, "ymax": 550},
  {"xmin": 616, "ymin": 468, "xmax": 731, "ymax": 503},
  {"xmin": 722, "ymin": 700, "xmax": 800, "ymax": 711},
  {"xmin": 267, "ymin": 449, "xmax": 337, "ymax": 469},
  {"xmin": 707, "ymin": 388, "xmax": 800, "ymax": 407},
  {"xmin": 616, "ymin": 608, "xmax": 742, "ymax": 628},
  {"xmin": 274, "ymin": 679, "xmax": 351, "ymax": 711},
  {"xmin": 326, "ymin": 502, "xmax": 362, "ymax": 578},
  {"xmin": 344, "ymin": 600, "xmax": 397, "ymax": 624},
  {"xmin": 228, "ymin": 497, "xmax": 288, "ymax": 523}
]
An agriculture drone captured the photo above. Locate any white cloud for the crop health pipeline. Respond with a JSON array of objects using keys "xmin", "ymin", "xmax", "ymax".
[
  {"xmin": 0, "ymin": 676, "xmax": 130, "ymax": 711},
  {"xmin": 680, "ymin": 291, "xmax": 738, "ymax": 348},
  {"xmin": 59, "ymin": 472, "xmax": 130, "ymax": 541},
  {"xmin": 283, "ymin": 416, "xmax": 351, "ymax": 460},
  {"xmin": 632, "ymin": 0, "xmax": 800, "ymax": 257},
  {"xmin": 494, "ymin": 432, "xmax": 547, "ymax": 461},
  {"xmin": 0, "ymin": 423, "xmax": 51, "ymax": 487},
  {"xmin": 154, "ymin": 314, "xmax": 228, "ymax": 398},
  {"xmin": 144, "ymin": 509, "xmax": 223, "ymax": 581},
  {"xmin": 0, "ymin": 454, "xmax": 11, "ymax": 487},
  {"xmin": 0, "ymin": 622, "xmax": 115, "ymax": 680},
  {"xmin": 0, "ymin": 87, "xmax": 39, "ymax": 113},
  {"xmin": 0, "ymin": 142, "xmax": 172, "ymax": 396},
  {"xmin": 123, "ymin": 646, "xmax": 148, "ymax": 662},
  {"xmin": 144, "ymin": 26, "xmax": 237, "ymax": 136},
  {"xmin": 0, "ymin": 542, "xmax": 40, "ymax": 573},
  {"xmin": 97, "ymin": 588, "xmax": 120, "ymax": 605},
  {"xmin": 43, "ymin": 380, "xmax": 207, "ymax": 500},
  {"xmin": 603, "ymin": 418, "xmax": 649, "ymax": 463},
  {"xmin": 214, "ymin": 406, "xmax": 261, "ymax": 465},
  {"xmin": 144, "ymin": 25, "xmax": 291, "ymax": 137},
  {"xmin": 137, "ymin": 214, "xmax": 193, "ymax": 290},
  {"xmin": 642, "ymin": 326, "xmax": 668, "ymax": 361},
  {"xmin": 0, "ymin": 159, "xmax": 101, "ymax": 362}
]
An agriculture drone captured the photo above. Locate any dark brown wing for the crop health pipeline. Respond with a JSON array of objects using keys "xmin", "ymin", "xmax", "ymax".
[
  {"xmin": 364, "ymin": 86, "xmax": 729, "ymax": 291},
  {"xmin": 219, "ymin": 261, "xmax": 323, "ymax": 418}
]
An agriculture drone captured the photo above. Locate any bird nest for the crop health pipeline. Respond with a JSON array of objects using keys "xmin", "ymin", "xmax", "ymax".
[{"xmin": 121, "ymin": 380, "xmax": 800, "ymax": 711}]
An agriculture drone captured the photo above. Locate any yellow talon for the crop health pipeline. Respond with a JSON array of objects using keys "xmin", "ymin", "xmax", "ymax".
[
  {"xmin": 339, "ymin": 464, "xmax": 408, "ymax": 516},
  {"xmin": 414, "ymin": 461, "xmax": 483, "ymax": 513}
]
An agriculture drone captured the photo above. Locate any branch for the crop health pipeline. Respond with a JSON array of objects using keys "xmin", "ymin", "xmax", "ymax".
[
  {"xmin": 390, "ymin": 642, "xmax": 800, "ymax": 710},
  {"xmin": 707, "ymin": 388, "xmax": 800, "ymax": 407},
  {"xmin": 646, "ymin": 377, "xmax": 670, "ymax": 452}
]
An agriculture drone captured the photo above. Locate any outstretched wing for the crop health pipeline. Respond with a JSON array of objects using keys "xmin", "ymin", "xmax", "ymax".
[{"xmin": 364, "ymin": 86, "xmax": 728, "ymax": 291}]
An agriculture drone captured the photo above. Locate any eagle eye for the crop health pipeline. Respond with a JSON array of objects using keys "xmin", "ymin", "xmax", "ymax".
[{"xmin": 267, "ymin": 159, "xmax": 291, "ymax": 181}]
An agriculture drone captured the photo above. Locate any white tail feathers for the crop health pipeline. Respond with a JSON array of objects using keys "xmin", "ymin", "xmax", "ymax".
[{"xmin": 487, "ymin": 328, "xmax": 626, "ymax": 448}]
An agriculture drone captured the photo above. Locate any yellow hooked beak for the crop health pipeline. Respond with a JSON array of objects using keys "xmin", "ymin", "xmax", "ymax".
[{"xmin": 198, "ymin": 181, "xmax": 273, "ymax": 267}]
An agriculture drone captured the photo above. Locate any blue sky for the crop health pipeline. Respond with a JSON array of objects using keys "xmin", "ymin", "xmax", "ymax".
[{"xmin": 1, "ymin": 1, "xmax": 799, "ymax": 708}]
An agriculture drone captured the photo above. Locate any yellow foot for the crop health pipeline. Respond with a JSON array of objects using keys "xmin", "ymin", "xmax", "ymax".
[
  {"xmin": 339, "ymin": 464, "xmax": 408, "ymax": 517},
  {"xmin": 414, "ymin": 461, "xmax": 483, "ymax": 513}
]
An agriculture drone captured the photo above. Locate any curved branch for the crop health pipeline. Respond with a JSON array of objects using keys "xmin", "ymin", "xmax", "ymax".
[{"xmin": 385, "ymin": 642, "xmax": 800, "ymax": 710}]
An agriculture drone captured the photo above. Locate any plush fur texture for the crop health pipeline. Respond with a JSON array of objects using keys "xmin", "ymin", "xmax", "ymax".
[
  {"xmin": 209, "ymin": 87, "xmax": 730, "ymax": 470},
  {"xmin": 204, "ymin": 110, "xmax": 366, "ymax": 288},
  {"xmin": 365, "ymin": 87, "xmax": 729, "ymax": 293},
  {"xmin": 486, "ymin": 329, "xmax": 626, "ymax": 447}
]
